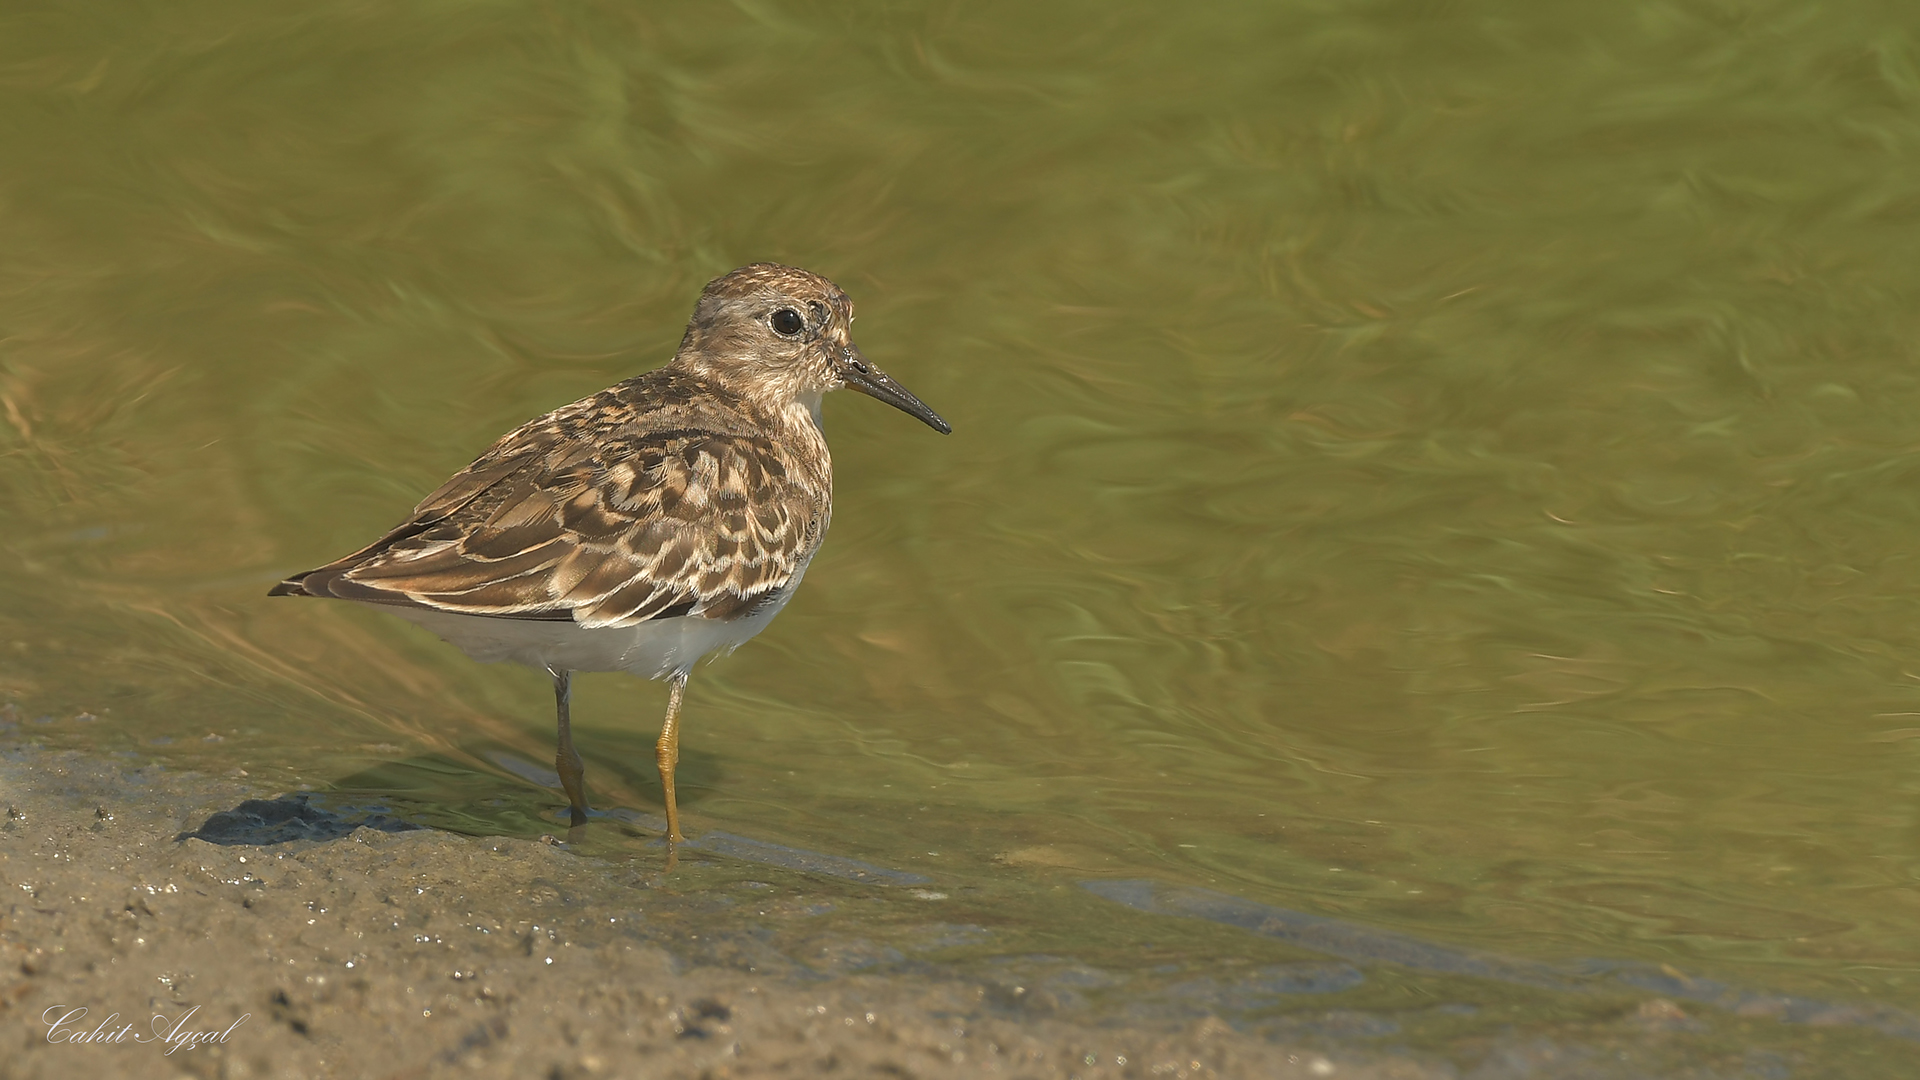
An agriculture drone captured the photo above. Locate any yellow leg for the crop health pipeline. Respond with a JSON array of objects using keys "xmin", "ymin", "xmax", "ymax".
[
  {"xmin": 551, "ymin": 668, "xmax": 589, "ymax": 829},
  {"xmin": 656, "ymin": 672, "xmax": 688, "ymax": 843}
]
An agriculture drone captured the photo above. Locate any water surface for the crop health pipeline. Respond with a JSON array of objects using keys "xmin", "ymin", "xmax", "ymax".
[{"xmin": 5, "ymin": 0, "xmax": 1920, "ymax": 1069}]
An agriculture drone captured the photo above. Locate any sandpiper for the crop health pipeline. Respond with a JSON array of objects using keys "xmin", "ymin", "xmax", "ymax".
[{"xmin": 271, "ymin": 263, "xmax": 950, "ymax": 844}]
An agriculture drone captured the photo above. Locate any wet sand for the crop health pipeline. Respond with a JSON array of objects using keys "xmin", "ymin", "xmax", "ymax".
[{"xmin": 1, "ymin": 747, "xmax": 1436, "ymax": 1079}]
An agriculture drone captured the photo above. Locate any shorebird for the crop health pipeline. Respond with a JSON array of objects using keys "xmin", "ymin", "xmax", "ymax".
[{"xmin": 270, "ymin": 263, "xmax": 950, "ymax": 844}]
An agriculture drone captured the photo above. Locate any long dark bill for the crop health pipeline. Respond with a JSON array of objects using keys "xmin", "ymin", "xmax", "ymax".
[{"xmin": 839, "ymin": 345, "xmax": 952, "ymax": 434}]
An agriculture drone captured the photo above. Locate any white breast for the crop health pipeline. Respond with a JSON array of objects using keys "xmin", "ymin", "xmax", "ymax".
[{"xmin": 386, "ymin": 563, "xmax": 809, "ymax": 679}]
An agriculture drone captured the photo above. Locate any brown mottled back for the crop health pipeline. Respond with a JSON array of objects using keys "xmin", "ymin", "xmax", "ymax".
[{"xmin": 270, "ymin": 265, "xmax": 850, "ymax": 627}]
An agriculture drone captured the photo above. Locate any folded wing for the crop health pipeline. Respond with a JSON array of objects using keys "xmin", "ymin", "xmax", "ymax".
[{"xmin": 273, "ymin": 420, "xmax": 817, "ymax": 628}]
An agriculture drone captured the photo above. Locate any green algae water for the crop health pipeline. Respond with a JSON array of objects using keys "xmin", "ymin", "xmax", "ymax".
[{"xmin": 7, "ymin": 1, "xmax": 1920, "ymax": 1070}]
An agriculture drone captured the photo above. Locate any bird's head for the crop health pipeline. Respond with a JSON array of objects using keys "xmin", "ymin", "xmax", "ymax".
[{"xmin": 674, "ymin": 263, "xmax": 951, "ymax": 434}]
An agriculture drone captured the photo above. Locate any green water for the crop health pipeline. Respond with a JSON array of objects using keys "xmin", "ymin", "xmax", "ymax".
[{"xmin": 6, "ymin": 0, "xmax": 1920, "ymax": 1064}]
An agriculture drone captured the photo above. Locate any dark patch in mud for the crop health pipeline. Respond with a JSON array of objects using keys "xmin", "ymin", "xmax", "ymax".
[{"xmin": 178, "ymin": 793, "xmax": 423, "ymax": 845}]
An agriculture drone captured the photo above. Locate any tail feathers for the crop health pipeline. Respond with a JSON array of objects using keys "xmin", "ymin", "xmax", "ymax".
[
  {"xmin": 268, "ymin": 567, "xmax": 367, "ymax": 601},
  {"xmin": 268, "ymin": 564, "xmax": 575, "ymax": 621},
  {"xmin": 266, "ymin": 566, "xmax": 444, "ymax": 611}
]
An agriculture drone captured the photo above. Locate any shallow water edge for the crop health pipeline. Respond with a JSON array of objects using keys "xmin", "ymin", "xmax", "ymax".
[
  {"xmin": 1, "ymin": 744, "xmax": 1395, "ymax": 1079},
  {"xmin": 5, "ymin": 741, "xmax": 1913, "ymax": 1078}
]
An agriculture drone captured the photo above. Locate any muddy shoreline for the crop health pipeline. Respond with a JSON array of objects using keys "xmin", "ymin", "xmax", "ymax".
[
  {"xmin": 9, "ymin": 741, "xmax": 1915, "ymax": 1078},
  {"xmin": 1, "ymin": 746, "xmax": 1431, "ymax": 1079}
]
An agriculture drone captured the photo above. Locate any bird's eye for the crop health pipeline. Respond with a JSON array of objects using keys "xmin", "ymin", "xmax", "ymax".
[{"xmin": 770, "ymin": 308, "xmax": 805, "ymax": 337}]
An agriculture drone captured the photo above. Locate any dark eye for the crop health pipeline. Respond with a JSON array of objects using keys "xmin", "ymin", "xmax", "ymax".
[{"xmin": 770, "ymin": 308, "xmax": 804, "ymax": 337}]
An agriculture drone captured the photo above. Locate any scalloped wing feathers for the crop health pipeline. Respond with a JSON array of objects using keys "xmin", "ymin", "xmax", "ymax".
[{"xmin": 278, "ymin": 369, "xmax": 830, "ymax": 629}]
